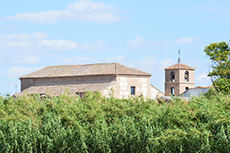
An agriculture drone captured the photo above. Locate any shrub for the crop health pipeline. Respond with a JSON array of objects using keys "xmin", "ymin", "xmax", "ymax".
[{"xmin": 1, "ymin": 92, "xmax": 230, "ymax": 152}]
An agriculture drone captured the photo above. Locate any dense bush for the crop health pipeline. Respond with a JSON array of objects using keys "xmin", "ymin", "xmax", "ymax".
[{"xmin": 1, "ymin": 92, "xmax": 230, "ymax": 152}]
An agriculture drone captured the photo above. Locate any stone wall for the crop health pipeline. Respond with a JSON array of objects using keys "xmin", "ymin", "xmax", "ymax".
[
  {"xmin": 20, "ymin": 74, "xmax": 160, "ymax": 99},
  {"xmin": 101, "ymin": 84, "xmax": 116, "ymax": 98},
  {"xmin": 20, "ymin": 78, "xmax": 34, "ymax": 91},
  {"xmin": 115, "ymin": 75, "xmax": 151, "ymax": 99},
  {"xmin": 20, "ymin": 75, "xmax": 116, "ymax": 91},
  {"xmin": 150, "ymin": 85, "xmax": 164, "ymax": 99}
]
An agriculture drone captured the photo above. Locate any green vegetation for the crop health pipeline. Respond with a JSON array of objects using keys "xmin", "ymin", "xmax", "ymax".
[
  {"xmin": 1, "ymin": 92, "xmax": 230, "ymax": 152},
  {"xmin": 204, "ymin": 41, "xmax": 230, "ymax": 93}
]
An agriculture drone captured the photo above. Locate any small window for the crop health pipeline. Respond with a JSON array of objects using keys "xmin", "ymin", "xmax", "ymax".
[
  {"xmin": 171, "ymin": 71, "xmax": 175, "ymax": 82},
  {"xmin": 76, "ymin": 92, "xmax": 83, "ymax": 98},
  {"xmin": 131, "ymin": 86, "xmax": 135, "ymax": 95},
  {"xmin": 185, "ymin": 87, "xmax": 189, "ymax": 91},
  {"xmin": 185, "ymin": 71, "xmax": 189, "ymax": 82},
  {"xmin": 171, "ymin": 87, "xmax": 175, "ymax": 96}
]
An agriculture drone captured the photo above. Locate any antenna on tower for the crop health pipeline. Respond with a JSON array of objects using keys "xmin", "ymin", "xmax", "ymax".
[
  {"xmin": 178, "ymin": 50, "xmax": 181, "ymax": 63},
  {"xmin": 178, "ymin": 50, "xmax": 181, "ymax": 69}
]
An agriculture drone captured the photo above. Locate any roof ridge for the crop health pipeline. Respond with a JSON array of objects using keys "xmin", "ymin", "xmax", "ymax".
[
  {"xmin": 150, "ymin": 84, "xmax": 164, "ymax": 94},
  {"xmin": 115, "ymin": 63, "xmax": 117, "ymax": 74},
  {"xmin": 20, "ymin": 62, "xmax": 151, "ymax": 79},
  {"xmin": 164, "ymin": 63, "xmax": 195, "ymax": 70},
  {"xmin": 46, "ymin": 62, "xmax": 118, "ymax": 67}
]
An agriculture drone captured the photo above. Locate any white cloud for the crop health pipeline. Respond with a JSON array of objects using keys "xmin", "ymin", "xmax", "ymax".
[
  {"xmin": 17, "ymin": 55, "xmax": 41, "ymax": 64},
  {"xmin": 0, "ymin": 32, "xmax": 106, "ymax": 52},
  {"xmin": 195, "ymin": 73, "xmax": 212, "ymax": 87},
  {"xmin": 128, "ymin": 36, "xmax": 201, "ymax": 47},
  {"xmin": 161, "ymin": 58, "xmax": 174, "ymax": 67},
  {"xmin": 37, "ymin": 40, "xmax": 106, "ymax": 52},
  {"xmin": 81, "ymin": 41, "xmax": 106, "ymax": 52},
  {"xmin": 2, "ymin": 0, "xmax": 122, "ymax": 24},
  {"xmin": 0, "ymin": 25, "xmax": 17, "ymax": 31},
  {"xmin": 106, "ymin": 55, "xmax": 126, "ymax": 62},
  {"xmin": 127, "ymin": 36, "xmax": 171, "ymax": 47},
  {"xmin": 2, "ymin": 32, "xmax": 47, "ymax": 41},
  {"xmin": 196, "ymin": 73, "xmax": 209, "ymax": 81},
  {"xmin": 129, "ymin": 36, "xmax": 147, "ymax": 46},
  {"xmin": 173, "ymin": 5, "xmax": 230, "ymax": 18},
  {"xmin": 61, "ymin": 56, "xmax": 97, "ymax": 64},
  {"xmin": 7, "ymin": 66, "xmax": 40, "ymax": 79},
  {"xmin": 176, "ymin": 37, "xmax": 201, "ymax": 44}
]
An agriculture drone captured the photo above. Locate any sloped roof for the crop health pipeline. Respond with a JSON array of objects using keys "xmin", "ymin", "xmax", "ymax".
[
  {"xmin": 164, "ymin": 63, "xmax": 195, "ymax": 70},
  {"xmin": 20, "ymin": 63, "xmax": 151, "ymax": 79},
  {"xmin": 150, "ymin": 84, "xmax": 164, "ymax": 95},
  {"xmin": 14, "ymin": 82, "xmax": 113, "ymax": 97},
  {"xmin": 179, "ymin": 86, "xmax": 211, "ymax": 96},
  {"xmin": 193, "ymin": 86, "xmax": 211, "ymax": 89}
]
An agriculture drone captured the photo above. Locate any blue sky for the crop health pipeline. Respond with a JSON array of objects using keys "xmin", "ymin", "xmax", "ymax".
[{"xmin": 0, "ymin": 0, "xmax": 230, "ymax": 95}]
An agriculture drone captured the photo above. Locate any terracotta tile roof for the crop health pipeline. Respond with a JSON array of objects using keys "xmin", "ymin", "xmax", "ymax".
[
  {"xmin": 164, "ymin": 63, "xmax": 195, "ymax": 70},
  {"xmin": 20, "ymin": 63, "xmax": 151, "ymax": 79},
  {"xmin": 193, "ymin": 86, "xmax": 211, "ymax": 89},
  {"xmin": 15, "ymin": 82, "xmax": 114, "ymax": 97}
]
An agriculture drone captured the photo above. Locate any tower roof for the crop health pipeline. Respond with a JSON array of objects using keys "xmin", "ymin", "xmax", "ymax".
[{"xmin": 164, "ymin": 63, "xmax": 195, "ymax": 70}]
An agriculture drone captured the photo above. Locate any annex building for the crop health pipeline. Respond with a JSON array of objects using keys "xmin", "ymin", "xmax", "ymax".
[{"xmin": 15, "ymin": 63, "xmax": 164, "ymax": 99}]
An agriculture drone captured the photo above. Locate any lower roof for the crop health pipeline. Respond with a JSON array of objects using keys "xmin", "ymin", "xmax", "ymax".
[{"xmin": 15, "ymin": 82, "xmax": 113, "ymax": 97}]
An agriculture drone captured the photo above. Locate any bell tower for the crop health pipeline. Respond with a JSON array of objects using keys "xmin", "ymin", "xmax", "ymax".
[{"xmin": 164, "ymin": 51, "xmax": 195, "ymax": 96}]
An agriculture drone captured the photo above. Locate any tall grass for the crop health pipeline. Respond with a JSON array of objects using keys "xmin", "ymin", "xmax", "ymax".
[{"xmin": 1, "ymin": 92, "xmax": 230, "ymax": 152}]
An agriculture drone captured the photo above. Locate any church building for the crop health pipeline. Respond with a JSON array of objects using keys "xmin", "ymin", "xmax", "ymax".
[
  {"xmin": 15, "ymin": 53, "xmax": 196, "ymax": 98},
  {"xmin": 164, "ymin": 53, "xmax": 195, "ymax": 96},
  {"xmin": 15, "ymin": 63, "xmax": 164, "ymax": 99}
]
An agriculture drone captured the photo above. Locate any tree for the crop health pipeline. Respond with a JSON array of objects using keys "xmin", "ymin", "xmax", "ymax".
[
  {"xmin": 204, "ymin": 41, "xmax": 229, "ymax": 65},
  {"xmin": 204, "ymin": 41, "xmax": 230, "ymax": 94}
]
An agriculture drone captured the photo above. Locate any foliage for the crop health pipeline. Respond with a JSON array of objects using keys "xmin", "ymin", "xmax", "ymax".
[
  {"xmin": 204, "ymin": 41, "xmax": 229, "ymax": 65},
  {"xmin": 204, "ymin": 41, "xmax": 230, "ymax": 93},
  {"xmin": 209, "ymin": 60, "xmax": 230, "ymax": 78},
  {"xmin": 1, "ymin": 92, "xmax": 230, "ymax": 152},
  {"xmin": 204, "ymin": 87, "xmax": 218, "ymax": 99}
]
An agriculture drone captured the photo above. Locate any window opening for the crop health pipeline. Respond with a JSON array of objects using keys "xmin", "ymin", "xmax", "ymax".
[
  {"xmin": 76, "ymin": 92, "xmax": 84, "ymax": 98},
  {"xmin": 185, "ymin": 87, "xmax": 189, "ymax": 91},
  {"xmin": 171, "ymin": 71, "xmax": 175, "ymax": 82},
  {"xmin": 131, "ymin": 86, "xmax": 135, "ymax": 95},
  {"xmin": 171, "ymin": 87, "xmax": 175, "ymax": 96},
  {"xmin": 185, "ymin": 71, "xmax": 189, "ymax": 82}
]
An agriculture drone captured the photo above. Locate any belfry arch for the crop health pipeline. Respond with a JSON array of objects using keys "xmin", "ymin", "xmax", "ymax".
[{"xmin": 185, "ymin": 71, "xmax": 189, "ymax": 82}]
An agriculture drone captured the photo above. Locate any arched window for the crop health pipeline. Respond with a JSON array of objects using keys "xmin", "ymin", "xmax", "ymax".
[
  {"xmin": 171, "ymin": 87, "xmax": 175, "ymax": 96},
  {"xmin": 185, "ymin": 71, "xmax": 189, "ymax": 82},
  {"xmin": 171, "ymin": 71, "xmax": 175, "ymax": 82},
  {"xmin": 185, "ymin": 87, "xmax": 189, "ymax": 91}
]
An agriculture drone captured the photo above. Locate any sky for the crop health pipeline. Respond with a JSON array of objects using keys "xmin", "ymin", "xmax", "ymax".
[{"xmin": 0, "ymin": 0, "xmax": 230, "ymax": 95}]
